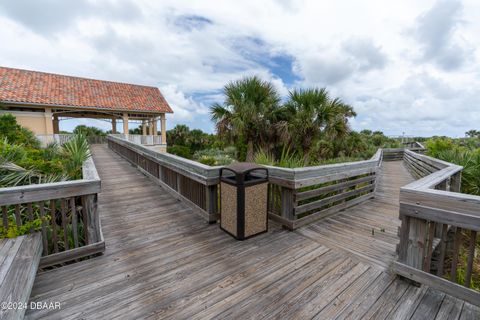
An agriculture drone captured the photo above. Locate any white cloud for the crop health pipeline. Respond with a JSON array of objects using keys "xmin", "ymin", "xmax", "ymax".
[{"xmin": 0, "ymin": 0, "xmax": 479, "ymax": 136}]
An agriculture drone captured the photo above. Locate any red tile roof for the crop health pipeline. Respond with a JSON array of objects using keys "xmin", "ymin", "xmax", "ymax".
[{"xmin": 0, "ymin": 67, "xmax": 173, "ymax": 113}]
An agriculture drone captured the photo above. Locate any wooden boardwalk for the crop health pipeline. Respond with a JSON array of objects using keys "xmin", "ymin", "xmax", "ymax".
[{"xmin": 26, "ymin": 145, "xmax": 480, "ymax": 319}]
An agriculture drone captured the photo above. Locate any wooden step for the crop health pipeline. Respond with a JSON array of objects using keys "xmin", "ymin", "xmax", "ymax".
[{"xmin": 0, "ymin": 233, "xmax": 43, "ymax": 320}]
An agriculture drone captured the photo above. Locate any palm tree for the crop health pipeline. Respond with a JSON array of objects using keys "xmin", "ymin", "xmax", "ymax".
[
  {"xmin": 284, "ymin": 88, "xmax": 356, "ymax": 162},
  {"xmin": 167, "ymin": 124, "xmax": 190, "ymax": 146},
  {"xmin": 210, "ymin": 76, "xmax": 280, "ymax": 161},
  {"xmin": 466, "ymin": 130, "xmax": 480, "ymax": 138}
]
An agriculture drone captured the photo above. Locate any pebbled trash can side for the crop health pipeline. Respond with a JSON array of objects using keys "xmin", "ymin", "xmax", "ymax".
[{"xmin": 220, "ymin": 163, "xmax": 268, "ymax": 240}]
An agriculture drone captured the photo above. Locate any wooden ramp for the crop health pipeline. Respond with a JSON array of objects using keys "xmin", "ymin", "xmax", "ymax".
[
  {"xmin": 296, "ymin": 160, "xmax": 415, "ymax": 270},
  {"xmin": 26, "ymin": 145, "xmax": 479, "ymax": 319}
]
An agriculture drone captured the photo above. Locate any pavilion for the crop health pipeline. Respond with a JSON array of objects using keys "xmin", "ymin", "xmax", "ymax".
[{"xmin": 0, "ymin": 66, "xmax": 173, "ymax": 144}]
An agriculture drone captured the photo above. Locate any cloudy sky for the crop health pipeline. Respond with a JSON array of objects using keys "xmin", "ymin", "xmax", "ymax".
[{"xmin": 1, "ymin": 0, "xmax": 479, "ymax": 137}]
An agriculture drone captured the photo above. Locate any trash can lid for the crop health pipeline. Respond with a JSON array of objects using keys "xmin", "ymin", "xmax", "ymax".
[{"xmin": 223, "ymin": 162, "xmax": 266, "ymax": 174}]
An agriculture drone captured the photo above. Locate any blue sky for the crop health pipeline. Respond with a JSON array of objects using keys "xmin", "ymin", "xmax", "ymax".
[{"xmin": 0, "ymin": 0, "xmax": 479, "ymax": 137}]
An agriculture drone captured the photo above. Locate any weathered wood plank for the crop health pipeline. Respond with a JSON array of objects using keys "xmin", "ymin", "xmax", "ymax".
[
  {"xmin": 393, "ymin": 261, "xmax": 480, "ymax": 307},
  {"xmin": 0, "ymin": 233, "xmax": 42, "ymax": 320}
]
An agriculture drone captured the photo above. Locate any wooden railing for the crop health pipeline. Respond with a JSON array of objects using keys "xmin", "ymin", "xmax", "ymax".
[
  {"xmin": 395, "ymin": 150, "xmax": 480, "ymax": 306},
  {"xmin": 36, "ymin": 134, "xmax": 108, "ymax": 146},
  {"xmin": 110, "ymin": 134, "xmax": 164, "ymax": 146},
  {"xmin": 107, "ymin": 135, "xmax": 220, "ymax": 222},
  {"xmin": 0, "ymin": 155, "xmax": 104, "ymax": 268},
  {"xmin": 36, "ymin": 134, "xmax": 72, "ymax": 147},
  {"xmin": 109, "ymin": 134, "xmax": 385, "ymax": 229},
  {"xmin": 266, "ymin": 149, "xmax": 383, "ymax": 229}
]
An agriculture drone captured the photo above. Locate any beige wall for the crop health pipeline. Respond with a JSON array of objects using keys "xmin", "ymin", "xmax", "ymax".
[{"xmin": 0, "ymin": 110, "xmax": 52, "ymax": 135}]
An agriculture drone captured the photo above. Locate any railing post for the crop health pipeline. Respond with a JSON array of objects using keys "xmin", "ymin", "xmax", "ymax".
[
  {"xmin": 280, "ymin": 187, "xmax": 295, "ymax": 222},
  {"xmin": 406, "ymin": 216, "xmax": 427, "ymax": 270},
  {"xmin": 397, "ymin": 214, "xmax": 410, "ymax": 262},
  {"xmin": 450, "ymin": 172, "xmax": 462, "ymax": 192},
  {"xmin": 84, "ymin": 194, "xmax": 100, "ymax": 244},
  {"xmin": 206, "ymin": 184, "xmax": 219, "ymax": 223}
]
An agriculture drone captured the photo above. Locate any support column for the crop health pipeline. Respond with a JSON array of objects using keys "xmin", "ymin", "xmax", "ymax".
[
  {"xmin": 44, "ymin": 108, "xmax": 54, "ymax": 135},
  {"xmin": 112, "ymin": 118, "xmax": 117, "ymax": 134},
  {"xmin": 152, "ymin": 118, "xmax": 157, "ymax": 136},
  {"xmin": 122, "ymin": 113, "xmax": 129, "ymax": 135},
  {"xmin": 149, "ymin": 118, "xmax": 154, "ymax": 136},
  {"xmin": 142, "ymin": 120, "xmax": 147, "ymax": 136},
  {"xmin": 52, "ymin": 115, "xmax": 59, "ymax": 134},
  {"xmin": 160, "ymin": 113, "xmax": 166, "ymax": 144}
]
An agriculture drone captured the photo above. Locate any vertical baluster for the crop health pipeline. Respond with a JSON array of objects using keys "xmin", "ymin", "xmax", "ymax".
[
  {"xmin": 50, "ymin": 200, "xmax": 59, "ymax": 253},
  {"xmin": 450, "ymin": 227, "xmax": 462, "ymax": 282},
  {"xmin": 60, "ymin": 199, "xmax": 69, "ymax": 250},
  {"xmin": 14, "ymin": 204, "xmax": 22, "ymax": 227},
  {"xmin": 39, "ymin": 203, "xmax": 49, "ymax": 255},
  {"xmin": 464, "ymin": 230, "xmax": 477, "ymax": 288},
  {"xmin": 70, "ymin": 198, "xmax": 79, "ymax": 248},
  {"xmin": 437, "ymin": 224, "xmax": 448, "ymax": 276},
  {"xmin": 423, "ymin": 221, "xmax": 436, "ymax": 272},
  {"xmin": 81, "ymin": 196, "xmax": 89, "ymax": 244},
  {"xmin": 1, "ymin": 206, "xmax": 8, "ymax": 231},
  {"xmin": 281, "ymin": 187, "xmax": 295, "ymax": 227},
  {"xmin": 27, "ymin": 202, "xmax": 34, "ymax": 232}
]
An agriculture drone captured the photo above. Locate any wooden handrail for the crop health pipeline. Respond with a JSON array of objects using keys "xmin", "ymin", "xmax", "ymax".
[
  {"xmin": 395, "ymin": 149, "xmax": 480, "ymax": 306},
  {"xmin": 108, "ymin": 135, "xmax": 384, "ymax": 230},
  {"xmin": 0, "ymin": 152, "xmax": 104, "ymax": 268},
  {"xmin": 107, "ymin": 135, "xmax": 220, "ymax": 223}
]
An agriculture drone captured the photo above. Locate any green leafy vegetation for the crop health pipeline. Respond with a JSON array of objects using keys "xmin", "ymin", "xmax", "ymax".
[
  {"xmin": 73, "ymin": 125, "xmax": 106, "ymax": 137},
  {"xmin": 425, "ymin": 137, "xmax": 480, "ymax": 196},
  {"xmin": 167, "ymin": 76, "xmax": 402, "ymax": 168},
  {"xmin": 210, "ymin": 76, "xmax": 402, "ymax": 166},
  {"xmin": 0, "ymin": 115, "xmax": 91, "ymax": 187},
  {"xmin": 193, "ymin": 147, "xmax": 237, "ymax": 166},
  {"xmin": 424, "ymin": 135, "xmax": 480, "ymax": 290}
]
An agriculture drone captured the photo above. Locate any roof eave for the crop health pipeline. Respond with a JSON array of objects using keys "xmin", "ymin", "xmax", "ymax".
[{"xmin": 0, "ymin": 100, "xmax": 174, "ymax": 114}]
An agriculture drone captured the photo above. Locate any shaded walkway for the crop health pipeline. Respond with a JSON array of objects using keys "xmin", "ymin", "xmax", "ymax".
[{"xmin": 26, "ymin": 145, "xmax": 479, "ymax": 319}]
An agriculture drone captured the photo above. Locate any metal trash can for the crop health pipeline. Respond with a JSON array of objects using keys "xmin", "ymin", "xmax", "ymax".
[{"xmin": 220, "ymin": 163, "xmax": 269, "ymax": 240}]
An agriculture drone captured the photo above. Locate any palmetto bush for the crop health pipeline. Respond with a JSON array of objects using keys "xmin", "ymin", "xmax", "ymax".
[
  {"xmin": 425, "ymin": 137, "xmax": 480, "ymax": 196},
  {"xmin": 60, "ymin": 134, "xmax": 91, "ymax": 180},
  {"xmin": 436, "ymin": 148, "xmax": 480, "ymax": 196},
  {"xmin": 0, "ymin": 134, "xmax": 91, "ymax": 187}
]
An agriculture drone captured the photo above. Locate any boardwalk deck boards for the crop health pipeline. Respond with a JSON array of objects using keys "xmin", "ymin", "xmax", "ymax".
[{"xmin": 25, "ymin": 145, "xmax": 478, "ymax": 319}]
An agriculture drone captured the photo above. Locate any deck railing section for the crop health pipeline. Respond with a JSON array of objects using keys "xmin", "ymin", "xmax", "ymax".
[
  {"xmin": 266, "ymin": 149, "xmax": 383, "ymax": 229},
  {"xmin": 110, "ymin": 134, "xmax": 164, "ymax": 146},
  {"xmin": 108, "ymin": 135, "xmax": 387, "ymax": 229},
  {"xmin": 0, "ymin": 156, "xmax": 104, "ymax": 268},
  {"xmin": 107, "ymin": 135, "xmax": 220, "ymax": 222},
  {"xmin": 36, "ymin": 134, "xmax": 73, "ymax": 147},
  {"xmin": 395, "ymin": 149, "xmax": 480, "ymax": 306}
]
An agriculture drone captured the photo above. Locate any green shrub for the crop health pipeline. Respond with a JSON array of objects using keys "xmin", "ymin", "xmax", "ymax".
[
  {"xmin": 0, "ymin": 114, "xmax": 40, "ymax": 148},
  {"xmin": 167, "ymin": 145, "xmax": 192, "ymax": 159},
  {"xmin": 73, "ymin": 125, "xmax": 106, "ymax": 137},
  {"xmin": 193, "ymin": 148, "xmax": 236, "ymax": 166},
  {"xmin": 60, "ymin": 134, "xmax": 91, "ymax": 180},
  {"xmin": 425, "ymin": 137, "xmax": 455, "ymax": 158}
]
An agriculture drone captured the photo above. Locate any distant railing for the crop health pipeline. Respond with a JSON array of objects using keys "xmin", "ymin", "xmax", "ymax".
[
  {"xmin": 266, "ymin": 149, "xmax": 383, "ymax": 229},
  {"xmin": 0, "ymin": 155, "xmax": 104, "ymax": 268},
  {"xmin": 382, "ymin": 142, "xmax": 426, "ymax": 161},
  {"xmin": 36, "ymin": 134, "xmax": 72, "ymax": 147},
  {"xmin": 36, "ymin": 134, "xmax": 108, "ymax": 146},
  {"xmin": 110, "ymin": 134, "xmax": 164, "ymax": 146},
  {"xmin": 107, "ymin": 135, "xmax": 219, "ymax": 223},
  {"xmin": 395, "ymin": 149, "xmax": 480, "ymax": 306}
]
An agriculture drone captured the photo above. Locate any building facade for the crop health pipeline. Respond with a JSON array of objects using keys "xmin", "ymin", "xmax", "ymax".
[{"xmin": 0, "ymin": 66, "xmax": 173, "ymax": 148}]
